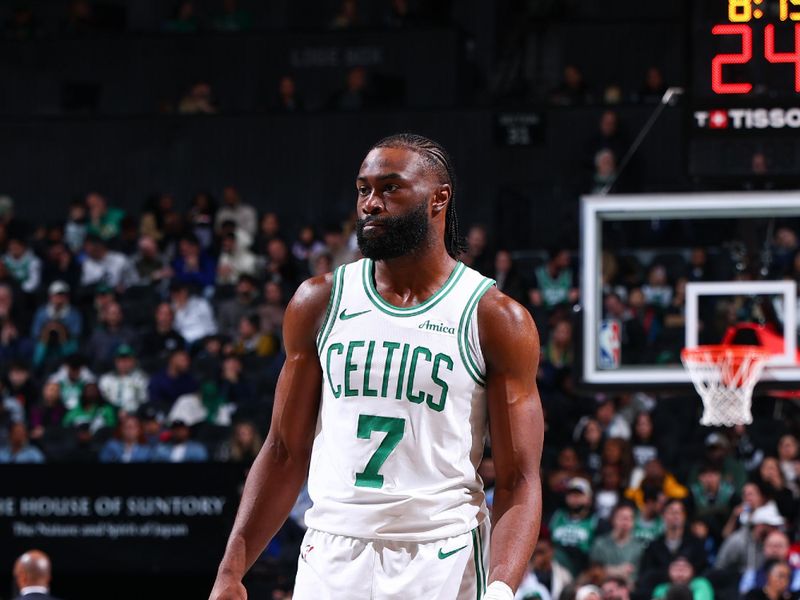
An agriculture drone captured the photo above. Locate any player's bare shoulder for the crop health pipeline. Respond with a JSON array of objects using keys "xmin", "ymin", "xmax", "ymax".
[
  {"xmin": 476, "ymin": 286, "xmax": 540, "ymax": 367},
  {"xmin": 284, "ymin": 272, "xmax": 336, "ymax": 348}
]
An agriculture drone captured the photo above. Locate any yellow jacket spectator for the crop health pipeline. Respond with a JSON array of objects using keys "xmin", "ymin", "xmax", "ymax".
[
  {"xmin": 626, "ymin": 458, "xmax": 688, "ymax": 511},
  {"xmin": 233, "ymin": 314, "xmax": 277, "ymax": 358}
]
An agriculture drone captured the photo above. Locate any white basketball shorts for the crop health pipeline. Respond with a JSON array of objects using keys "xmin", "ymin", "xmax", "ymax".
[{"xmin": 293, "ymin": 520, "xmax": 490, "ymax": 600}]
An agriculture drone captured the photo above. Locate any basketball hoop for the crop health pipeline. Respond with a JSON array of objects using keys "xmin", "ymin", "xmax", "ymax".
[{"xmin": 681, "ymin": 345, "xmax": 772, "ymax": 427}]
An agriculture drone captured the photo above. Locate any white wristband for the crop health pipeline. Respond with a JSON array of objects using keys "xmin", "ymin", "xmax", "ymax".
[{"xmin": 484, "ymin": 580, "xmax": 514, "ymax": 600}]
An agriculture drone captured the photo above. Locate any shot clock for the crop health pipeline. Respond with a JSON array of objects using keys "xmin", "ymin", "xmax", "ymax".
[
  {"xmin": 692, "ymin": 0, "xmax": 800, "ymax": 106},
  {"xmin": 711, "ymin": 0, "xmax": 800, "ymax": 93},
  {"xmin": 689, "ymin": 0, "xmax": 800, "ymax": 179}
]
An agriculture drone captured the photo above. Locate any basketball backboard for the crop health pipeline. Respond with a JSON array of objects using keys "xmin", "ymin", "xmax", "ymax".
[{"xmin": 579, "ymin": 191, "xmax": 800, "ymax": 391}]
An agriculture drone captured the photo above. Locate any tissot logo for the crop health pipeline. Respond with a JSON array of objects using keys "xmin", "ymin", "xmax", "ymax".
[
  {"xmin": 694, "ymin": 108, "xmax": 800, "ymax": 130},
  {"xmin": 708, "ymin": 110, "xmax": 728, "ymax": 129},
  {"xmin": 418, "ymin": 320, "xmax": 455, "ymax": 335}
]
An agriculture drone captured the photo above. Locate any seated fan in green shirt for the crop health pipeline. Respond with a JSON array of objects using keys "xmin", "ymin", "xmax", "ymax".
[
  {"xmin": 86, "ymin": 192, "xmax": 125, "ymax": 241},
  {"xmin": 62, "ymin": 382, "xmax": 117, "ymax": 432},
  {"xmin": 589, "ymin": 502, "xmax": 646, "ymax": 584},
  {"xmin": 549, "ymin": 477, "xmax": 598, "ymax": 577},
  {"xmin": 634, "ymin": 486, "xmax": 665, "ymax": 544},
  {"xmin": 652, "ymin": 555, "xmax": 714, "ymax": 600}
]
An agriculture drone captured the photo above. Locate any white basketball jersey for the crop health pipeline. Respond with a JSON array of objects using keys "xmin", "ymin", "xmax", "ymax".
[{"xmin": 305, "ymin": 258, "xmax": 495, "ymax": 542}]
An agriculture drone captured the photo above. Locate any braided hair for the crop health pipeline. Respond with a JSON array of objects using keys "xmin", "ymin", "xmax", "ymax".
[{"xmin": 371, "ymin": 133, "xmax": 468, "ymax": 259}]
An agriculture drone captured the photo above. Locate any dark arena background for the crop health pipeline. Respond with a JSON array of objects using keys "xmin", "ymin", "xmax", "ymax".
[{"xmin": 2, "ymin": 1, "xmax": 800, "ymax": 599}]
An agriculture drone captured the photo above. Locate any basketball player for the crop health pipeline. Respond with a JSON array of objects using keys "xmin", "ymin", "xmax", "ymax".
[{"xmin": 210, "ymin": 134, "xmax": 543, "ymax": 600}]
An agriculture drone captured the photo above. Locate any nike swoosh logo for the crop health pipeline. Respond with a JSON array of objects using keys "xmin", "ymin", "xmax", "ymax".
[
  {"xmin": 339, "ymin": 309, "xmax": 371, "ymax": 320},
  {"xmin": 437, "ymin": 545, "xmax": 468, "ymax": 559}
]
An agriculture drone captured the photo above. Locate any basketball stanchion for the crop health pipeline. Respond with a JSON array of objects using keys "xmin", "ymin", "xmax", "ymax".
[{"xmin": 681, "ymin": 345, "xmax": 772, "ymax": 426}]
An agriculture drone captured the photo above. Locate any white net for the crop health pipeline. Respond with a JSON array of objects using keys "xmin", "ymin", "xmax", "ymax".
[{"xmin": 681, "ymin": 345, "xmax": 771, "ymax": 427}]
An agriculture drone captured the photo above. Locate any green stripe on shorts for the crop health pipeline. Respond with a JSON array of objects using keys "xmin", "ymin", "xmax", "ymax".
[
  {"xmin": 471, "ymin": 527, "xmax": 484, "ymax": 599},
  {"xmin": 477, "ymin": 525, "xmax": 486, "ymax": 596}
]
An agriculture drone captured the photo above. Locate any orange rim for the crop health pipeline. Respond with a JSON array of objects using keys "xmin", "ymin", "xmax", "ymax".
[{"xmin": 681, "ymin": 345, "xmax": 772, "ymax": 362}]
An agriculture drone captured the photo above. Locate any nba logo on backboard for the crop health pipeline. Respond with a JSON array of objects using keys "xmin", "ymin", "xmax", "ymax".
[{"xmin": 599, "ymin": 319, "xmax": 621, "ymax": 369}]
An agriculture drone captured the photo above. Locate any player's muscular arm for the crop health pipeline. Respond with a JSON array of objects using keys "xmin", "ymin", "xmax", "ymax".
[
  {"xmin": 479, "ymin": 288, "xmax": 544, "ymax": 596},
  {"xmin": 210, "ymin": 274, "xmax": 331, "ymax": 600}
]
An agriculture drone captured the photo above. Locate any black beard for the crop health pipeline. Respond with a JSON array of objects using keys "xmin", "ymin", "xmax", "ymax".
[{"xmin": 356, "ymin": 201, "xmax": 429, "ymax": 260}]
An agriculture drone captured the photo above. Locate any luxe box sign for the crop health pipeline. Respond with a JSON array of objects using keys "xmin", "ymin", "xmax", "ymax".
[
  {"xmin": 289, "ymin": 45, "xmax": 384, "ymax": 68},
  {"xmin": 0, "ymin": 464, "xmax": 242, "ymax": 573}
]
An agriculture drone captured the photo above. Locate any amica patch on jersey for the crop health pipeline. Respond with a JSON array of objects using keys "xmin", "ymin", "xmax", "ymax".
[{"xmin": 417, "ymin": 319, "xmax": 455, "ymax": 335}]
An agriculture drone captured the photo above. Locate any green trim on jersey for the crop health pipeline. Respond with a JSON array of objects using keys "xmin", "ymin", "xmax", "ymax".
[
  {"xmin": 458, "ymin": 277, "xmax": 495, "ymax": 386},
  {"xmin": 478, "ymin": 526, "xmax": 487, "ymax": 597},
  {"xmin": 316, "ymin": 264, "xmax": 346, "ymax": 351},
  {"xmin": 362, "ymin": 259, "xmax": 466, "ymax": 317}
]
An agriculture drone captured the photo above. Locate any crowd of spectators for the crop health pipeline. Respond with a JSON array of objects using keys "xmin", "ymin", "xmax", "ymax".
[
  {"xmin": 491, "ymin": 223, "xmax": 800, "ymax": 599},
  {"xmin": 173, "ymin": 66, "xmax": 404, "ymax": 116},
  {"xmin": 0, "ymin": 187, "xmax": 362, "ymax": 467},
  {"xmin": 3, "ymin": 1, "xmax": 463, "ymax": 116},
  {"xmin": 4, "ymin": 3, "xmax": 797, "ymax": 600},
  {"xmin": 3, "ymin": 1, "xmax": 676, "ymax": 119},
  {"xmin": 2, "ymin": 184, "xmax": 800, "ymax": 599},
  {"xmin": 549, "ymin": 65, "xmax": 669, "ymax": 108},
  {"xmin": 3, "ymin": 178, "xmax": 800, "ymax": 600},
  {"xmin": 508, "ymin": 427, "xmax": 800, "ymax": 600}
]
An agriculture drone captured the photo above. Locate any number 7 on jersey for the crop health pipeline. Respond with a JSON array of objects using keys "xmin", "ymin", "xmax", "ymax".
[{"xmin": 355, "ymin": 415, "xmax": 405, "ymax": 488}]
